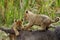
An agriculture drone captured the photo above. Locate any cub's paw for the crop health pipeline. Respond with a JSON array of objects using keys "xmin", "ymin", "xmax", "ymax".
[{"xmin": 15, "ymin": 32, "xmax": 19, "ymax": 36}]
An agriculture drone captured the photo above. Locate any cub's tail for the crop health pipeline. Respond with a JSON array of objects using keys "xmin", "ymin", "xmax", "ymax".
[{"xmin": 51, "ymin": 17, "xmax": 60, "ymax": 23}]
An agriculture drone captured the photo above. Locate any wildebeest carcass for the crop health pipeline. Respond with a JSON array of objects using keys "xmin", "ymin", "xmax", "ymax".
[
  {"xmin": 0, "ymin": 27, "xmax": 58, "ymax": 40},
  {"xmin": 54, "ymin": 26, "xmax": 60, "ymax": 40}
]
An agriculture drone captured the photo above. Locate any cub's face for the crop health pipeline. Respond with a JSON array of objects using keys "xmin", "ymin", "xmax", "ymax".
[
  {"xmin": 16, "ymin": 20, "xmax": 22, "ymax": 27},
  {"xmin": 24, "ymin": 10, "xmax": 33, "ymax": 21},
  {"xmin": 14, "ymin": 19, "xmax": 22, "ymax": 27},
  {"xmin": 24, "ymin": 11, "xmax": 29, "ymax": 21}
]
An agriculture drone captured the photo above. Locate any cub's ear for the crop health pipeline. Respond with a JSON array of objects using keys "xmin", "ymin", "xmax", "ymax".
[
  {"xmin": 26, "ymin": 10, "xmax": 28, "ymax": 13},
  {"xmin": 14, "ymin": 19, "xmax": 17, "ymax": 22},
  {"xmin": 21, "ymin": 19, "xmax": 23, "ymax": 21}
]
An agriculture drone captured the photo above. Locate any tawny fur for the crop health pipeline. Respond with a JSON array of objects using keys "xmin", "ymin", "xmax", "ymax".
[
  {"xmin": 12, "ymin": 19, "xmax": 24, "ymax": 36},
  {"xmin": 9, "ymin": 34, "xmax": 16, "ymax": 40},
  {"xmin": 24, "ymin": 10, "xmax": 59, "ymax": 30}
]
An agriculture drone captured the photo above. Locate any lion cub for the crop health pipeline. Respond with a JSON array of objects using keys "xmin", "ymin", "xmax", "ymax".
[
  {"xmin": 24, "ymin": 10, "xmax": 59, "ymax": 30},
  {"xmin": 12, "ymin": 19, "xmax": 24, "ymax": 36}
]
